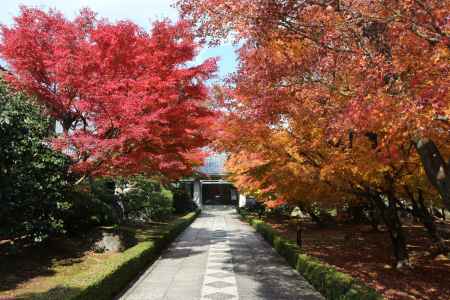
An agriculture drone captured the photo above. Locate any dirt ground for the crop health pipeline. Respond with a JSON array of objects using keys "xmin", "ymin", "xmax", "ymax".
[{"xmin": 265, "ymin": 217, "xmax": 450, "ymax": 300}]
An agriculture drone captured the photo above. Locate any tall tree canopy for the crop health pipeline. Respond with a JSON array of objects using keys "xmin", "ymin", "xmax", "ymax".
[
  {"xmin": 178, "ymin": 0, "xmax": 450, "ymax": 266},
  {"xmin": 178, "ymin": 0, "xmax": 449, "ymax": 204},
  {"xmin": 0, "ymin": 7, "xmax": 217, "ymax": 178}
]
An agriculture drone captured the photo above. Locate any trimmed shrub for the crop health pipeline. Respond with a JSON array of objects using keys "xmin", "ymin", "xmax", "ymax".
[
  {"xmin": 63, "ymin": 187, "xmax": 118, "ymax": 235},
  {"xmin": 117, "ymin": 176, "xmax": 174, "ymax": 222},
  {"xmin": 341, "ymin": 283, "xmax": 383, "ymax": 300},
  {"xmin": 172, "ymin": 185, "xmax": 197, "ymax": 214},
  {"xmin": 240, "ymin": 213, "xmax": 384, "ymax": 300},
  {"xmin": 70, "ymin": 210, "xmax": 199, "ymax": 300}
]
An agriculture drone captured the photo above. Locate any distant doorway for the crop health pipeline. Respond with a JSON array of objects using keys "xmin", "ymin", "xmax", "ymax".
[{"xmin": 202, "ymin": 183, "xmax": 237, "ymax": 205}]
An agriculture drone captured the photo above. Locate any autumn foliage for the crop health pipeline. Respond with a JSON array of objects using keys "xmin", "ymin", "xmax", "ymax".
[
  {"xmin": 0, "ymin": 7, "xmax": 216, "ymax": 178},
  {"xmin": 178, "ymin": 0, "xmax": 450, "ymax": 268}
]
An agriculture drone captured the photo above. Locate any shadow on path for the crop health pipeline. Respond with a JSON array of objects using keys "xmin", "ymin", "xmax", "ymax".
[{"xmin": 118, "ymin": 206, "xmax": 324, "ymax": 300}]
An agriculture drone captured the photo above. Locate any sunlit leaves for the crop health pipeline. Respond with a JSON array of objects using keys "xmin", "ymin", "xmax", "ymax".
[
  {"xmin": 180, "ymin": 0, "xmax": 450, "ymax": 208},
  {"xmin": 0, "ymin": 7, "xmax": 217, "ymax": 178}
]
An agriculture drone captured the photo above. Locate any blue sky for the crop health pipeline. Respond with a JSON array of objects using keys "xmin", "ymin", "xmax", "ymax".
[{"xmin": 0, "ymin": 0, "xmax": 237, "ymax": 79}]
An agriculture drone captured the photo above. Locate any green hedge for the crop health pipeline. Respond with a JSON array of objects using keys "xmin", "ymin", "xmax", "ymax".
[
  {"xmin": 239, "ymin": 211, "xmax": 383, "ymax": 300},
  {"xmin": 70, "ymin": 210, "xmax": 200, "ymax": 300}
]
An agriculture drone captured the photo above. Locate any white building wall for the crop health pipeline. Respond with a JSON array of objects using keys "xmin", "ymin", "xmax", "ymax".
[
  {"xmin": 239, "ymin": 194, "xmax": 247, "ymax": 208},
  {"xmin": 193, "ymin": 180, "xmax": 202, "ymax": 209}
]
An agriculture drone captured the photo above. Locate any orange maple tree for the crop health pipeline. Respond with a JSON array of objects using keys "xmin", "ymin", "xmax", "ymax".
[{"xmin": 178, "ymin": 0, "xmax": 450, "ymax": 266}]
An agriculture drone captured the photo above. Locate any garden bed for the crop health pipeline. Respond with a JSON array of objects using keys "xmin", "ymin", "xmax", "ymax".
[
  {"xmin": 0, "ymin": 211, "xmax": 199, "ymax": 300},
  {"xmin": 241, "ymin": 210, "xmax": 450, "ymax": 300},
  {"xmin": 239, "ymin": 211, "xmax": 383, "ymax": 300}
]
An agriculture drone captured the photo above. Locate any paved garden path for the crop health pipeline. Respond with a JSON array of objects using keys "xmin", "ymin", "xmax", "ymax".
[{"xmin": 119, "ymin": 206, "xmax": 324, "ymax": 300}]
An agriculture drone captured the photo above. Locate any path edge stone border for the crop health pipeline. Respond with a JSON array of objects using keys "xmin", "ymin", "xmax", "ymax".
[
  {"xmin": 238, "ymin": 209, "xmax": 385, "ymax": 300},
  {"xmin": 70, "ymin": 210, "xmax": 201, "ymax": 300}
]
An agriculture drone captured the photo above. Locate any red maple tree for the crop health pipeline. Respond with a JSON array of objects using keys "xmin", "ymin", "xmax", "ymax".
[{"xmin": 0, "ymin": 7, "xmax": 217, "ymax": 178}]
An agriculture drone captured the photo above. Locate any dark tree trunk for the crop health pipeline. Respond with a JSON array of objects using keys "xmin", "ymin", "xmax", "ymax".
[
  {"xmin": 116, "ymin": 199, "xmax": 126, "ymax": 223},
  {"xmin": 367, "ymin": 202, "xmax": 382, "ymax": 232},
  {"xmin": 387, "ymin": 193, "xmax": 410, "ymax": 268},
  {"xmin": 406, "ymin": 188, "xmax": 448, "ymax": 255},
  {"xmin": 296, "ymin": 222, "xmax": 302, "ymax": 247},
  {"xmin": 102, "ymin": 179, "xmax": 125, "ymax": 223},
  {"xmin": 415, "ymin": 138, "xmax": 450, "ymax": 210},
  {"xmin": 370, "ymin": 190, "xmax": 410, "ymax": 268},
  {"xmin": 348, "ymin": 204, "xmax": 367, "ymax": 224}
]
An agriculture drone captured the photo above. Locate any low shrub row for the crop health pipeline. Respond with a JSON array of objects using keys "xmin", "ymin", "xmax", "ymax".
[
  {"xmin": 70, "ymin": 210, "xmax": 200, "ymax": 300},
  {"xmin": 239, "ymin": 210, "xmax": 383, "ymax": 300}
]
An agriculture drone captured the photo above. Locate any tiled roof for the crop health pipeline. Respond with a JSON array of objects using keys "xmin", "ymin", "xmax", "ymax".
[{"xmin": 199, "ymin": 152, "xmax": 227, "ymax": 176}]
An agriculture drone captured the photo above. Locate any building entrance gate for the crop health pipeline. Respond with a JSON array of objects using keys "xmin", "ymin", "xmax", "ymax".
[
  {"xmin": 180, "ymin": 151, "xmax": 247, "ymax": 207},
  {"xmin": 202, "ymin": 183, "xmax": 236, "ymax": 205}
]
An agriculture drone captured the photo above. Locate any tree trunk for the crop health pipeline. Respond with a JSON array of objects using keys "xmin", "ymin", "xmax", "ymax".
[
  {"xmin": 348, "ymin": 204, "xmax": 366, "ymax": 224},
  {"xmin": 406, "ymin": 188, "xmax": 448, "ymax": 255},
  {"xmin": 370, "ymin": 191, "xmax": 410, "ymax": 268},
  {"xmin": 415, "ymin": 138, "xmax": 450, "ymax": 210},
  {"xmin": 296, "ymin": 222, "xmax": 302, "ymax": 247},
  {"xmin": 387, "ymin": 193, "xmax": 410, "ymax": 268},
  {"xmin": 367, "ymin": 203, "xmax": 382, "ymax": 232}
]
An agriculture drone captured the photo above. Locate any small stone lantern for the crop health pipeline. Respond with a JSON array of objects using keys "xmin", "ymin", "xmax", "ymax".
[{"xmin": 290, "ymin": 207, "xmax": 303, "ymax": 247}]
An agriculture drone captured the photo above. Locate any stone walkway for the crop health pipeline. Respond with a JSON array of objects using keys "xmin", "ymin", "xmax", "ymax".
[{"xmin": 118, "ymin": 206, "xmax": 324, "ymax": 300}]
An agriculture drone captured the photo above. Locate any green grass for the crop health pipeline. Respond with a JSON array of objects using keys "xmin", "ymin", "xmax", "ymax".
[
  {"xmin": 0, "ymin": 211, "xmax": 199, "ymax": 300},
  {"xmin": 239, "ymin": 209, "xmax": 383, "ymax": 300}
]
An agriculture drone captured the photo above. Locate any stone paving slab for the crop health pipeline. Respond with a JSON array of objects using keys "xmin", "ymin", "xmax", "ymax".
[{"xmin": 118, "ymin": 206, "xmax": 324, "ymax": 300}]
